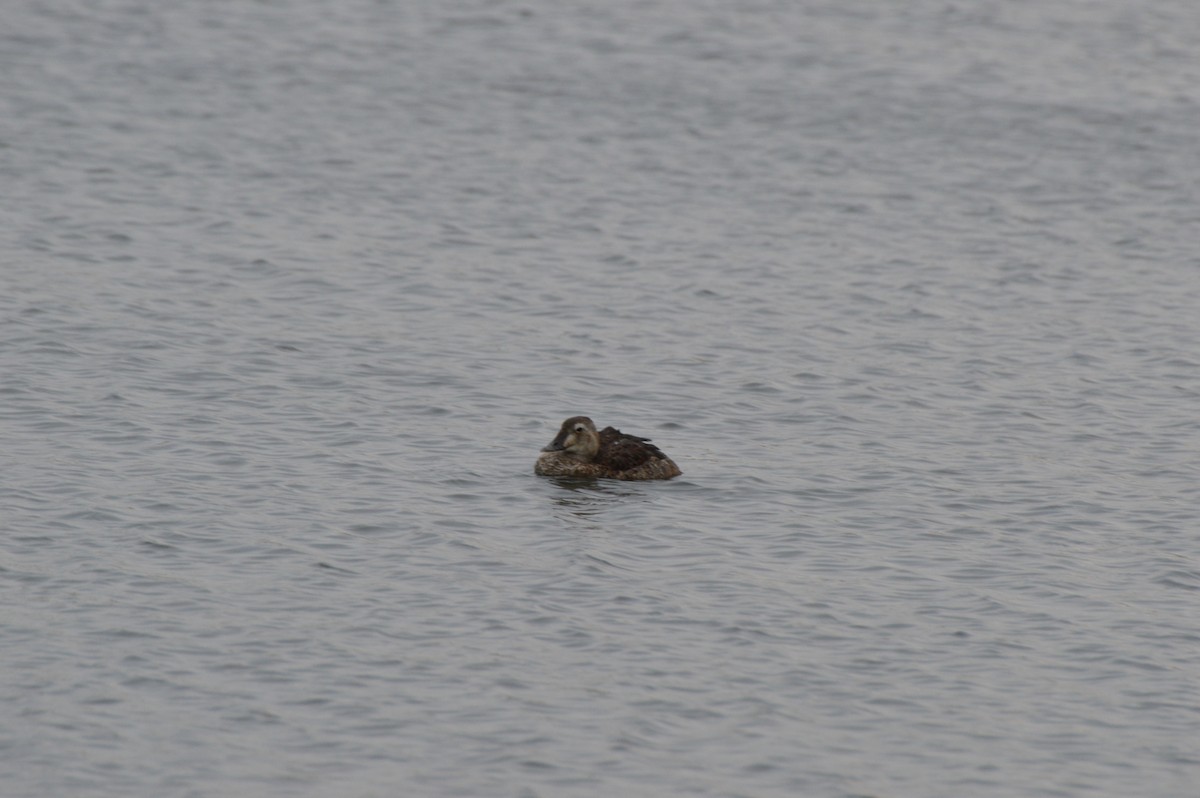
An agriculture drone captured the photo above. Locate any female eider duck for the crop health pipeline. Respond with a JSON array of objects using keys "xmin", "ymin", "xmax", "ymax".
[{"xmin": 535, "ymin": 416, "xmax": 682, "ymax": 481}]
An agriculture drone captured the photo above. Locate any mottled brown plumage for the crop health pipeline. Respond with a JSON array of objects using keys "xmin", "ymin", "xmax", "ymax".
[{"xmin": 535, "ymin": 416, "xmax": 682, "ymax": 481}]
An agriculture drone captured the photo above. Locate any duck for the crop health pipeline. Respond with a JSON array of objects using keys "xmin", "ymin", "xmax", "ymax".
[{"xmin": 535, "ymin": 416, "xmax": 682, "ymax": 481}]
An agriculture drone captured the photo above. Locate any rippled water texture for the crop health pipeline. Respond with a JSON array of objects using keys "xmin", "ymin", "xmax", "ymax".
[{"xmin": 3, "ymin": 1, "xmax": 1199, "ymax": 796}]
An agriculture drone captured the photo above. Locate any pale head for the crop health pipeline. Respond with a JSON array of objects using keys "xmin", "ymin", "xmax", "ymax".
[{"xmin": 541, "ymin": 416, "xmax": 601, "ymax": 460}]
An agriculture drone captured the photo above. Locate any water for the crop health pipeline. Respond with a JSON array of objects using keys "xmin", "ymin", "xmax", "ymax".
[{"xmin": 3, "ymin": 1, "xmax": 1199, "ymax": 796}]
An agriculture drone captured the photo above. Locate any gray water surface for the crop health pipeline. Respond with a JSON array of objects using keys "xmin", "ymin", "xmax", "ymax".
[{"xmin": 3, "ymin": 1, "xmax": 1200, "ymax": 796}]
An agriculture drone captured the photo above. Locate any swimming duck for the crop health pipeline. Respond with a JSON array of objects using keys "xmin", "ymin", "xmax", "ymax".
[{"xmin": 535, "ymin": 416, "xmax": 682, "ymax": 481}]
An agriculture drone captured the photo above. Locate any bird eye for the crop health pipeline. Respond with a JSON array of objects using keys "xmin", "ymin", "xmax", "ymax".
[{"xmin": 574, "ymin": 425, "xmax": 585, "ymax": 432}]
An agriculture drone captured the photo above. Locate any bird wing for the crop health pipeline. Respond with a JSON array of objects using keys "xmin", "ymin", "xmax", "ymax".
[{"xmin": 597, "ymin": 426, "xmax": 666, "ymax": 472}]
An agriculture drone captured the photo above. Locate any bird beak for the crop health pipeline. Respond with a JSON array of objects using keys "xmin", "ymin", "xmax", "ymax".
[{"xmin": 541, "ymin": 430, "xmax": 568, "ymax": 452}]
